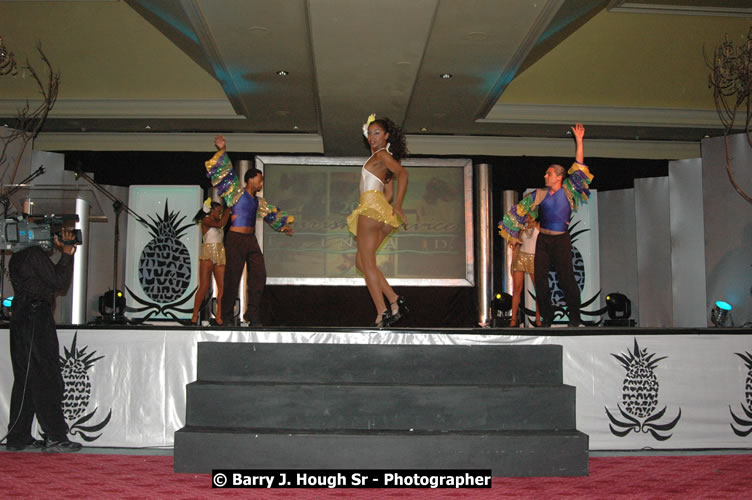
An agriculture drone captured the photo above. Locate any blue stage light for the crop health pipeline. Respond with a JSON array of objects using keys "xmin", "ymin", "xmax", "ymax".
[{"xmin": 711, "ymin": 300, "xmax": 733, "ymax": 327}]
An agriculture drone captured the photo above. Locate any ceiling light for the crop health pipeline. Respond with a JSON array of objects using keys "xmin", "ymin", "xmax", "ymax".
[
  {"xmin": 440, "ymin": 73, "xmax": 453, "ymax": 79},
  {"xmin": 420, "ymin": 127, "xmax": 428, "ymax": 132},
  {"xmin": 144, "ymin": 125, "xmax": 151, "ymax": 130},
  {"xmin": 276, "ymin": 70, "xmax": 288, "ymax": 76}
]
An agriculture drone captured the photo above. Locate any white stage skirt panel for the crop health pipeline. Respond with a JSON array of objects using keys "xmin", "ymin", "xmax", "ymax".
[{"xmin": 1, "ymin": 328, "xmax": 751, "ymax": 451}]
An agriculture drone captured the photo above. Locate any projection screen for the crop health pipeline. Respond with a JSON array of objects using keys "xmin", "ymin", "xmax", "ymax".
[{"xmin": 255, "ymin": 156, "xmax": 473, "ymax": 286}]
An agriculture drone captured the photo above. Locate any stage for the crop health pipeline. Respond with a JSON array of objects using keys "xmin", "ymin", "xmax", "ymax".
[{"xmin": 1, "ymin": 325, "xmax": 751, "ymax": 453}]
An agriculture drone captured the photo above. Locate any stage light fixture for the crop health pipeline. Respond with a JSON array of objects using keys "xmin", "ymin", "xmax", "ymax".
[
  {"xmin": 98, "ymin": 289, "xmax": 126, "ymax": 318},
  {"xmin": 604, "ymin": 292, "xmax": 635, "ymax": 327},
  {"xmin": 492, "ymin": 292, "xmax": 513, "ymax": 326},
  {"xmin": 711, "ymin": 300, "xmax": 733, "ymax": 327}
]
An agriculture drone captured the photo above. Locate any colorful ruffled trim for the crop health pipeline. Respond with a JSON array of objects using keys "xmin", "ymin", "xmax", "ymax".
[
  {"xmin": 205, "ymin": 149, "xmax": 244, "ymax": 207},
  {"xmin": 498, "ymin": 192, "xmax": 539, "ymax": 244},
  {"xmin": 562, "ymin": 161, "xmax": 593, "ymax": 212},
  {"xmin": 258, "ymin": 198, "xmax": 294, "ymax": 232},
  {"xmin": 498, "ymin": 161, "xmax": 592, "ymax": 243}
]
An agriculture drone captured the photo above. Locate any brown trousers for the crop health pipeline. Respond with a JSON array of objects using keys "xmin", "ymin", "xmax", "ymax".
[{"xmin": 222, "ymin": 231, "xmax": 266, "ymax": 323}]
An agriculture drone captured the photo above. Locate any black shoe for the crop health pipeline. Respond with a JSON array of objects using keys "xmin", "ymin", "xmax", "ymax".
[
  {"xmin": 371, "ymin": 310, "xmax": 392, "ymax": 328},
  {"xmin": 5, "ymin": 439, "xmax": 44, "ymax": 451},
  {"xmin": 42, "ymin": 439, "xmax": 82, "ymax": 453},
  {"xmin": 180, "ymin": 319, "xmax": 198, "ymax": 326},
  {"xmin": 388, "ymin": 296, "xmax": 409, "ymax": 325}
]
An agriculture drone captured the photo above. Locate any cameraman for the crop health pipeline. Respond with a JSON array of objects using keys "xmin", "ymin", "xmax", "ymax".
[{"xmin": 5, "ymin": 228, "xmax": 82, "ymax": 452}]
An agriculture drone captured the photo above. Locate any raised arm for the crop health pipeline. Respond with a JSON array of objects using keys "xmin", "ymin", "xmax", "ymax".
[
  {"xmin": 201, "ymin": 207, "xmax": 231, "ymax": 231},
  {"xmin": 572, "ymin": 123, "xmax": 585, "ymax": 164}
]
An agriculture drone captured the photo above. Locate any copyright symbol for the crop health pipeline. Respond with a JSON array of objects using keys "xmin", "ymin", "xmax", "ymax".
[{"xmin": 213, "ymin": 473, "xmax": 227, "ymax": 487}]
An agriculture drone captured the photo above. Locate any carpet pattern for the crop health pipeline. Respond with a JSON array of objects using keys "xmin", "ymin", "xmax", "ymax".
[{"xmin": 0, "ymin": 452, "xmax": 750, "ymax": 498}]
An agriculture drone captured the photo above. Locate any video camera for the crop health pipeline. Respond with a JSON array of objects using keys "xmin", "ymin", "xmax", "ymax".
[{"xmin": 0, "ymin": 214, "xmax": 82, "ymax": 251}]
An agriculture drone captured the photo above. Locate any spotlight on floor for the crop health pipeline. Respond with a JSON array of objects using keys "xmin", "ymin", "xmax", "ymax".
[
  {"xmin": 711, "ymin": 300, "xmax": 733, "ymax": 327},
  {"xmin": 492, "ymin": 292, "xmax": 513, "ymax": 327},
  {"xmin": 98, "ymin": 289, "xmax": 126, "ymax": 318},
  {"xmin": 603, "ymin": 292, "xmax": 635, "ymax": 327}
]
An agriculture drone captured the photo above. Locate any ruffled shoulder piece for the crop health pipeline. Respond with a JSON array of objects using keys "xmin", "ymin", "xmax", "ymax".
[
  {"xmin": 258, "ymin": 197, "xmax": 294, "ymax": 232},
  {"xmin": 563, "ymin": 161, "xmax": 593, "ymax": 212},
  {"xmin": 498, "ymin": 191, "xmax": 539, "ymax": 244},
  {"xmin": 205, "ymin": 149, "xmax": 244, "ymax": 207}
]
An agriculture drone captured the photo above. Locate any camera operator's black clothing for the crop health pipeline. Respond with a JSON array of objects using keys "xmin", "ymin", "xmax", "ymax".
[{"xmin": 6, "ymin": 246, "xmax": 74, "ymax": 446}]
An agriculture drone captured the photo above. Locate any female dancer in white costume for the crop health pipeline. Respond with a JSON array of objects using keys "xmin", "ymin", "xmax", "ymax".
[
  {"xmin": 347, "ymin": 116, "xmax": 409, "ymax": 327},
  {"xmin": 190, "ymin": 199, "xmax": 230, "ymax": 325}
]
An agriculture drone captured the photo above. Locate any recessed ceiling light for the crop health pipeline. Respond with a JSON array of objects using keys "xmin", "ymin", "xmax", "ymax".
[
  {"xmin": 276, "ymin": 70, "xmax": 288, "ymax": 76},
  {"xmin": 420, "ymin": 127, "xmax": 428, "ymax": 132},
  {"xmin": 440, "ymin": 73, "xmax": 453, "ymax": 79},
  {"xmin": 144, "ymin": 125, "xmax": 151, "ymax": 130},
  {"xmin": 293, "ymin": 125, "xmax": 299, "ymax": 130}
]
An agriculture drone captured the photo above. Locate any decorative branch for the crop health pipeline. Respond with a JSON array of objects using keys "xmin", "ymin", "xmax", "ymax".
[
  {"xmin": 0, "ymin": 44, "xmax": 60, "ymax": 190},
  {"xmin": 706, "ymin": 27, "xmax": 752, "ymax": 204}
]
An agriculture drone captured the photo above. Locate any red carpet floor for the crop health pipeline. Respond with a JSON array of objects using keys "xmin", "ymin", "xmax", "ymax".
[{"xmin": 0, "ymin": 452, "xmax": 750, "ymax": 498}]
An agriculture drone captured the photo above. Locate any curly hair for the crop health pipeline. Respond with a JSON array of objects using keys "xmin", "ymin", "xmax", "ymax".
[
  {"xmin": 363, "ymin": 117, "xmax": 408, "ymax": 162},
  {"xmin": 193, "ymin": 201, "xmax": 223, "ymax": 224}
]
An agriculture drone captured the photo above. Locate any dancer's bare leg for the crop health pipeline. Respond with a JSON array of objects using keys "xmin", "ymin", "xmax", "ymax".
[
  {"xmin": 510, "ymin": 270, "xmax": 525, "ymax": 326},
  {"xmin": 213, "ymin": 264, "xmax": 225, "ymax": 325},
  {"xmin": 356, "ymin": 216, "xmax": 392, "ymax": 322},
  {"xmin": 191, "ymin": 259, "xmax": 214, "ymax": 323}
]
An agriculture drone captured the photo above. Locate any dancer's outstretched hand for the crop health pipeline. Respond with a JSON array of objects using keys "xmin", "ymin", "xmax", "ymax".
[{"xmin": 571, "ymin": 123, "xmax": 585, "ymax": 140}]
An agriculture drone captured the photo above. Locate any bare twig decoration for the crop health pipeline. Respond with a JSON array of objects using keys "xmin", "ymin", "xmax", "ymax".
[
  {"xmin": 0, "ymin": 44, "xmax": 60, "ymax": 189},
  {"xmin": 706, "ymin": 27, "xmax": 752, "ymax": 204}
]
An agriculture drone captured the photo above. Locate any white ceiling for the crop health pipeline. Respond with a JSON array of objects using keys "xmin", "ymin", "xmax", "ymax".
[{"xmin": 1, "ymin": 0, "xmax": 751, "ymax": 157}]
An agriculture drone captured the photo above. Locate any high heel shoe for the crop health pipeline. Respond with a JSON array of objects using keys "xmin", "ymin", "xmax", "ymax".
[
  {"xmin": 371, "ymin": 309, "xmax": 392, "ymax": 328},
  {"xmin": 388, "ymin": 296, "xmax": 409, "ymax": 325}
]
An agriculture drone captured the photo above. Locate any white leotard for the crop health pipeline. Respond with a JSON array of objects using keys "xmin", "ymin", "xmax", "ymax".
[
  {"xmin": 520, "ymin": 226, "xmax": 539, "ymax": 254},
  {"xmin": 203, "ymin": 226, "xmax": 223, "ymax": 244},
  {"xmin": 360, "ymin": 148, "xmax": 386, "ymax": 193}
]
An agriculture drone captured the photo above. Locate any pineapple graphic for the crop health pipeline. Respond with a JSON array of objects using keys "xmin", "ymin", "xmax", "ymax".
[
  {"xmin": 605, "ymin": 338, "xmax": 681, "ymax": 440},
  {"xmin": 614, "ymin": 338, "xmax": 664, "ymax": 418},
  {"xmin": 729, "ymin": 351, "xmax": 752, "ymax": 436},
  {"xmin": 60, "ymin": 332, "xmax": 112, "ymax": 441},
  {"xmin": 138, "ymin": 200, "xmax": 193, "ymax": 303}
]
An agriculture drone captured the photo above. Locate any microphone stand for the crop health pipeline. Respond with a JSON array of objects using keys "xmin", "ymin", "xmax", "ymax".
[
  {"xmin": 73, "ymin": 168, "xmax": 148, "ymax": 324},
  {"xmin": 0, "ymin": 166, "xmax": 46, "ymax": 323}
]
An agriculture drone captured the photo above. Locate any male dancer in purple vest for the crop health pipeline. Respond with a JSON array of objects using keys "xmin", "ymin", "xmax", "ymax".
[{"xmin": 499, "ymin": 124, "xmax": 592, "ymax": 327}]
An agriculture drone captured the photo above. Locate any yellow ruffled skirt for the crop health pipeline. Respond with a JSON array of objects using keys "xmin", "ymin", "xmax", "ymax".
[{"xmin": 347, "ymin": 190, "xmax": 401, "ymax": 236}]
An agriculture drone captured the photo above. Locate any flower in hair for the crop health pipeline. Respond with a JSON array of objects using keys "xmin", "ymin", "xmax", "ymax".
[
  {"xmin": 362, "ymin": 113, "xmax": 376, "ymax": 138},
  {"xmin": 202, "ymin": 197, "xmax": 212, "ymax": 213}
]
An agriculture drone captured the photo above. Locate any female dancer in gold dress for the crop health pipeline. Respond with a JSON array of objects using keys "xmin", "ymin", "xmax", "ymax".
[
  {"xmin": 190, "ymin": 199, "xmax": 230, "ymax": 325},
  {"xmin": 347, "ymin": 116, "xmax": 409, "ymax": 327}
]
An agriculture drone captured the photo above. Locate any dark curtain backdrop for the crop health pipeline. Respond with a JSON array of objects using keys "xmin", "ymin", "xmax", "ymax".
[{"xmin": 259, "ymin": 285, "xmax": 476, "ymax": 328}]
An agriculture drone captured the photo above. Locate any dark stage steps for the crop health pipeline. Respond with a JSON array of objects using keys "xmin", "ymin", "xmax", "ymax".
[{"xmin": 174, "ymin": 342, "xmax": 589, "ymax": 476}]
